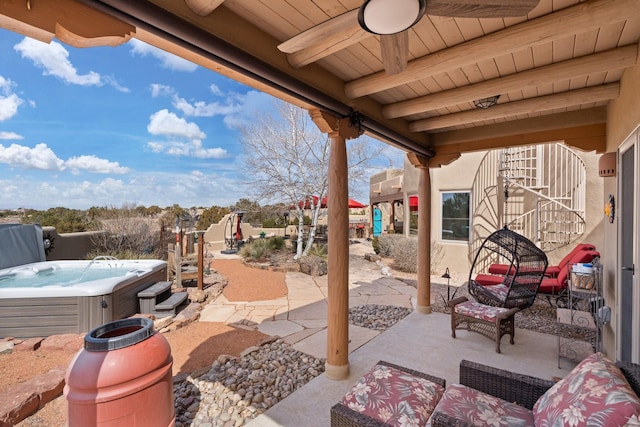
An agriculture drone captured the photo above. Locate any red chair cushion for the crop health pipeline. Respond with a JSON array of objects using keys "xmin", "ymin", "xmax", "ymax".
[{"xmin": 474, "ymin": 274, "xmax": 505, "ymax": 287}]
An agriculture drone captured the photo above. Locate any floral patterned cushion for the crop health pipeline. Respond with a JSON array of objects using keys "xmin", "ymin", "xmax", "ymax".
[
  {"xmin": 455, "ymin": 300, "xmax": 513, "ymax": 322},
  {"xmin": 533, "ymin": 352, "xmax": 640, "ymax": 426},
  {"xmin": 428, "ymin": 383, "xmax": 535, "ymax": 426},
  {"xmin": 340, "ymin": 363, "xmax": 445, "ymax": 426}
]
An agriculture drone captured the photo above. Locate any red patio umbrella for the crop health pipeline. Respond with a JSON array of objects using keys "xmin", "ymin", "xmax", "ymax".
[
  {"xmin": 320, "ymin": 196, "xmax": 366, "ymax": 208},
  {"xmin": 290, "ymin": 196, "xmax": 366, "ymax": 209}
]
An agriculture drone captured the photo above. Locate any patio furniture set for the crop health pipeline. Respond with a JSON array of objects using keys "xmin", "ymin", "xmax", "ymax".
[
  {"xmin": 332, "ymin": 229, "xmax": 619, "ymax": 426},
  {"xmin": 331, "ymin": 352, "xmax": 640, "ymax": 426}
]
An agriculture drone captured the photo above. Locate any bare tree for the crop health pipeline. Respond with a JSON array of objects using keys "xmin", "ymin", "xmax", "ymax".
[
  {"xmin": 89, "ymin": 204, "xmax": 160, "ymax": 258},
  {"xmin": 239, "ymin": 100, "xmax": 383, "ymax": 258}
]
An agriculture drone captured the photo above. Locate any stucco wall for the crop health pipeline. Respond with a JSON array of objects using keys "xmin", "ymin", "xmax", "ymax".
[
  {"xmin": 403, "ymin": 152, "xmax": 486, "ymax": 274},
  {"xmin": 601, "ymin": 60, "xmax": 640, "ymax": 358},
  {"xmin": 43, "ymin": 227, "xmax": 105, "ymax": 260}
]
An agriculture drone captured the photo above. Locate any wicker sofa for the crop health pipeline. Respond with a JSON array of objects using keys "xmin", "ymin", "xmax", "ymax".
[{"xmin": 429, "ymin": 353, "xmax": 640, "ymax": 426}]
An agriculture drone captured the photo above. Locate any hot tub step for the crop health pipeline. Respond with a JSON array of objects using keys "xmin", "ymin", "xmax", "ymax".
[
  {"xmin": 153, "ymin": 291, "xmax": 188, "ymax": 317},
  {"xmin": 138, "ymin": 281, "xmax": 172, "ymax": 298}
]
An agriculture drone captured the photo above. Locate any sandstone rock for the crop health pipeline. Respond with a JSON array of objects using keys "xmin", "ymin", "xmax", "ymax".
[
  {"xmin": 154, "ymin": 316, "xmax": 174, "ymax": 331},
  {"xmin": 30, "ymin": 368, "xmax": 66, "ymax": 407},
  {"xmin": 0, "ymin": 389, "xmax": 39, "ymax": 427},
  {"xmin": 40, "ymin": 334, "xmax": 83, "ymax": 352},
  {"xmin": 297, "ymin": 255, "xmax": 327, "ymax": 277},
  {"xmin": 188, "ymin": 289, "xmax": 208, "ymax": 303},
  {"xmin": 0, "ymin": 341, "xmax": 14, "ymax": 354},
  {"xmin": 13, "ymin": 337, "xmax": 44, "ymax": 352},
  {"xmin": 364, "ymin": 252, "xmax": 381, "ymax": 262}
]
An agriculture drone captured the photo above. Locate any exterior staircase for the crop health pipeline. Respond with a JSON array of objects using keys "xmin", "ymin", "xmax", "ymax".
[
  {"xmin": 499, "ymin": 144, "xmax": 586, "ymax": 251},
  {"xmin": 470, "ymin": 143, "xmax": 586, "ymax": 266}
]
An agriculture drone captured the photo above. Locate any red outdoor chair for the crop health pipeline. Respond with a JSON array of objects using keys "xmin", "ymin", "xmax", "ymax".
[
  {"xmin": 487, "ymin": 243, "xmax": 596, "ymax": 278},
  {"xmin": 538, "ymin": 249, "xmax": 600, "ymax": 295}
]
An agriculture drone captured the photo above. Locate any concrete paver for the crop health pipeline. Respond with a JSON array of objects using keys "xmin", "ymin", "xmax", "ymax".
[
  {"xmin": 257, "ymin": 320, "xmax": 304, "ymax": 337},
  {"xmin": 203, "ymin": 241, "xmax": 402, "ymax": 363}
]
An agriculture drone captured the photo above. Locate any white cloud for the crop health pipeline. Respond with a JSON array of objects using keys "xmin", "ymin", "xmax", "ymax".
[
  {"xmin": 146, "ymin": 109, "xmax": 228, "ymax": 159},
  {"xmin": 150, "ymin": 83, "xmax": 175, "ymax": 98},
  {"xmin": 0, "ymin": 142, "xmax": 130, "ymax": 175},
  {"xmin": 0, "ymin": 132, "xmax": 23, "ymax": 140},
  {"xmin": 0, "ymin": 76, "xmax": 24, "ymax": 121},
  {"xmin": 172, "ymin": 96, "xmax": 241, "ymax": 117},
  {"xmin": 209, "ymin": 84, "xmax": 223, "ymax": 96},
  {"xmin": 0, "ymin": 170, "xmax": 241, "ymax": 210},
  {"xmin": 65, "ymin": 155, "xmax": 130, "ymax": 175},
  {"xmin": 147, "ymin": 109, "xmax": 206, "ymax": 139},
  {"xmin": 13, "ymin": 38, "xmax": 130, "ymax": 92},
  {"xmin": 147, "ymin": 139, "xmax": 227, "ymax": 159},
  {"xmin": 129, "ymin": 39, "xmax": 198, "ymax": 72},
  {"xmin": 0, "ymin": 142, "xmax": 65, "ymax": 171},
  {"xmin": 14, "ymin": 38, "xmax": 101, "ymax": 86}
]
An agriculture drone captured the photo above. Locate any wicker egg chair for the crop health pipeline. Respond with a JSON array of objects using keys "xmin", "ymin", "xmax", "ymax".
[{"xmin": 468, "ymin": 227, "xmax": 548, "ymax": 310}]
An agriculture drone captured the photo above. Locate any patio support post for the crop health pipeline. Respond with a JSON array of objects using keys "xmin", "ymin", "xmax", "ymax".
[
  {"xmin": 309, "ymin": 109, "xmax": 362, "ymax": 380},
  {"xmin": 409, "ymin": 153, "xmax": 432, "ymax": 314}
]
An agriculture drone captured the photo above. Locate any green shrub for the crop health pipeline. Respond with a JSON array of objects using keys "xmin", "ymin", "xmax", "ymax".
[
  {"xmin": 371, "ymin": 236, "xmax": 380, "ymax": 254},
  {"xmin": 267, "ymin": 236, "xmax": 285, "ymax": 250},
  {"xmin": 307, "ymin": 243, "xmax": 327, "ymax": 258},
  {"xmin": 239, "ymin": 236, "xmax": 286, "ymax": 261}
]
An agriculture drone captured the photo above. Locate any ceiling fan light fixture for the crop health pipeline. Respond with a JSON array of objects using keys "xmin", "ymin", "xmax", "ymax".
[
  {"xmin": 473, "ymin": 95, "xmax": 501, "ymax": 109},
  {"xmin": 358, "ymin": 0, "xmax": 427, "ymax": 35}
]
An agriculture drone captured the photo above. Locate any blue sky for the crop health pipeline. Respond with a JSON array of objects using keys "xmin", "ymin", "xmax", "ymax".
[{"xmin": 0, "ymin": 29, "xmax": 404, "ymax": 210}]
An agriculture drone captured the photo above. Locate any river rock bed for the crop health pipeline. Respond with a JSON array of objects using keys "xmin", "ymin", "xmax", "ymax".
[
  {"xmin": 348, "ymin": 304, "xmax": 412, "ymax": 331},
  {"xmin": 174, "ymin": 339, "xmax": 326, "ymax": 427}
]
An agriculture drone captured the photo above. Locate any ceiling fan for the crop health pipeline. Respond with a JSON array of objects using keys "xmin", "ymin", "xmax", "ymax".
[{"xmin": 278, "ymin": 0, "xmax": 541, "ymax": 75}]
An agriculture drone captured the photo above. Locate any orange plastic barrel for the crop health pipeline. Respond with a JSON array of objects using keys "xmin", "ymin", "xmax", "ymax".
[{"xmin": 64, "ymin": 317, "xmax": 175, "ymax": 426}]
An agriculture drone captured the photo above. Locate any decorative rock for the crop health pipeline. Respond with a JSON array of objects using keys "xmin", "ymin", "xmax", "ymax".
[
  {"xmin": 13, "ymin": 337, "xmax": 44, "ymax": 352},
  {"xmin": 348, "ymin": 304, "xmax": 411, "ymax": 331},
  {"xmin": 173, "ymin": 339, "xmax": 326, "ymax": 426},
  {"xmin": 297, "ymin": 255, "xmax": 327, "ymax": 276},
  {"xmin": 0, "ymin": 341, "xmax": 14, "ymax": 354},
  {"xmin": 40, "ymin": 334, "xmax": 83, "ymax": 352}
]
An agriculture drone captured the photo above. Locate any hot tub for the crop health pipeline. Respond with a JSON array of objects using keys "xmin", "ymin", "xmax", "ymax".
[{"xmin": 0, "ymin": 259, "xmax": 167, "ymax": 338}]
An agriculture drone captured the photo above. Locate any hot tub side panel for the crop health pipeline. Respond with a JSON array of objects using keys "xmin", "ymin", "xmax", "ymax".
[
  {"xmin": 1, "ymin": 297, "xmax": 79, "ymax": 338},
  {"xmin": 112, "ymin": 266, "xmax": 167, "ymax": 320},
  {"xmin": 0, "ymin": 265, "xmax": 167, "ymax": 338}
]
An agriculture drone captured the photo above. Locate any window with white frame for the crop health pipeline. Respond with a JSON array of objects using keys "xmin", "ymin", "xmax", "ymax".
[{"xmin": 441, "ymin": 191, "xmax": 470, "ymax": 241}]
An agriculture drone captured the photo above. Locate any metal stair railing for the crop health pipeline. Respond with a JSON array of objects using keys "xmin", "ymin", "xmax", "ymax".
[{"xmin": 499, "ymin": 144, "xmax": 586, "ymax": 251}]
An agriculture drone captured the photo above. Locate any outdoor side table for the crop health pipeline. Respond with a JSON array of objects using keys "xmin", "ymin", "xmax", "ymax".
[{"xmin": 331, "ymin": 361, "xmax": 445, "ymax": 427}]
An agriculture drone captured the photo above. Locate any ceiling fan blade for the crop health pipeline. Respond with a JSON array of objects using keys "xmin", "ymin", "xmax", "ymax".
[
  {"xmin": 184, "ymin": 0, "xmax": 225, "ymax": 16},
  {"xmin": 380, "ymin": 32, "xmax": 408, "ymax": 75},
  {"xmin": 278, "ymin": 9, "xmax": 361, "ymax": 53},
  {"xmin": 426, "ymin": 0, "xmax": 540, "ymax": 18}
]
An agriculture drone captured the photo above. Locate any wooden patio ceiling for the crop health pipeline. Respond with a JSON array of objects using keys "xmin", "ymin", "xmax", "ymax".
[{"xmin": 3, "ymin": 0, "xmax": 639, "ymax": 165}]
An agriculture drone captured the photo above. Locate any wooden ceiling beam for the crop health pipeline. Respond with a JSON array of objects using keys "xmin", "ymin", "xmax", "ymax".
[
  {"xmin": 430, "ymin": 108, "xmax": 607, "ymax": 153},
  {"xmin": 433, "ymin": 124, "xmax": 606, "ymax": 155},
  {"xmin": 184, "ymin": 0, "xmax": 225, "ymax": 16},
  {"xmin": 410, "ymin": 84, "xmax": 619, "ymax": 132},
  {"xmin": 0, "ymin": 0, "xmax": 134, "ymax": 47},
  {"xmin": 346, "ymin": 0, "xmax": 640, "ymax": 98},
  {"xmin": 278, "ymin": 0, "xmax": 540, "ymax": 69},
  {"xmin": 384, "ymin": 45, "xmax": 637, "ymax": 119}
]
